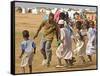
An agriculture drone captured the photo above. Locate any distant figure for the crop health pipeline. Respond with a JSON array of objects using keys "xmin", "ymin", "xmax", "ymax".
[{"xmin": 19, "ymin": 30, "xmax": 36, "ymax": 73}]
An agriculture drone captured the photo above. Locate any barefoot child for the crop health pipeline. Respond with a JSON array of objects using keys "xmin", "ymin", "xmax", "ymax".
[
  {"xmin": 56, "ymin": 20, "xmax": 73, "ymax": 67},
  {"xmin": 19, "ymin": 30, "xmax": 36, "ymax": 73}
]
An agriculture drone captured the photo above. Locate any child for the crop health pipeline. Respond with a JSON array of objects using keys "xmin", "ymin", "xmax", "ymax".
[
  {"xmin": 19, "ymin": 30, "xmax": 36, "ymax": 73},
  {"xmin": 86, "ymin": 21, "xmax": 96, "ymax": 62},
  {"xmin": 56, "ymin": 20, "xmax": 73, "ymax": 68},
  {"xmin": 34, "ymin": 13, "xmax": 58, "ymax": 67},
  {"xmin": 74, "ymin": 24, "xmax": 87, "ymax": 64}
]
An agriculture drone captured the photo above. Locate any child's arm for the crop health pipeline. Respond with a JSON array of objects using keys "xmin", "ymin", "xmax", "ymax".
[
  {"xmin": 19, "ymin": 43, "xmax": 25, "ymax": 58},
  {"xmin": 32, "ymin": 41, "xmax": 36, "ymax": 54},
  {"xmin": 19, "ymin": 50, "xmax": 25, "ymax": 58},
  {"xmin": 34, "ymin": 20, "xmax": 46, "ymax": 39},
  {"xmin": 55, "ymin": 24, "xmax": 60, "ymax": 41},
  {"xmin": 34, "ymin": 47, "xmax": 36, "ymax": 54}
]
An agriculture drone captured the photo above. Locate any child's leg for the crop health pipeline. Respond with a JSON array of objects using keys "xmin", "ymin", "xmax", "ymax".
[
  {"xmin": 41, "ymin": 49, "xmax": 47, "ymax": 59},
  {"xmin": 29, "ymin": 65, "xmax": 32, "ymax": 73},
  {"xmin": 28, "ymin": 53, "xmax": 34, "ymax": 73},
  {"xmin": 80, "ymin": 56, "xmax": 86, "ymax": 63},
  {"xmin": 72, "ymin": 57, "xmax": 76, "ymax": 62},
  {"xmin": 45, "ymin": 40, "xmax": 52, "ymax": 67},
  {"xmin": 41, "ymin": 49, "xmax": 47, "ymax": 66},
  {"xmin": 87, "ymin": 55, "xmax": 92, "ymax": 62},
  {"xmin": 22, "ymin": 67, "xmax": 25, "ymax": 73},
  {"xmin": 64, "ymin": 59, "xmax": 73, "ymax": 66},
  {"xmin": 64, "ymin": 59, "xmax": 69, "ymax": 67},
  {"xmin": 40, "ymin": 39, "xmax": 47, "ymax": 60},
  {"xmin": 58, "ymin": 57, "xmax": 62, "ymax": 65},
  {"xmin": 68, "ymin": 59, "xmax": 73, "ymax": 66},
  {"xmin": 68, "ymin": 57, "xmax": 76, "ymax": 66},
  {"xmin": 69, "ymin": 57, "xmax": 76, "ymax": 65},
  {"xmin": 56, "ymin": 58, "xmax": 64, "ymax": 68}
]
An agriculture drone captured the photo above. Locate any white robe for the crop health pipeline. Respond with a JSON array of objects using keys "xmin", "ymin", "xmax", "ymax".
[
  {"xmin": 86, "ymin": 28, "xmax": 96, "ymax": 55},
  {"xmin": 56, "ymin": 28, "xmax": 72, "ymax": 59}
]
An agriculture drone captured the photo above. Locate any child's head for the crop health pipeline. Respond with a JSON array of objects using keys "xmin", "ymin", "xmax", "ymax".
[
  {"xmin": 58, "ymin": 19, "xmax": 64, "ymax": 28},
  {"xmin": 49, "ymin": 13, "xmax": 54, "ymax": 22},
  {"xmin": 22, "ymin": 30, "xmax": 29, "ymax": 40},
  {"xmin": 83, "ymin": 19, "xmax": 90, "ymax": 30},
  {"xmin": 59, "ymin": 12, "xmax": 65, "ymax": 20},
  {"xmin": 89, "ymin": 20, "xmax": 95, "ymax": 28},
  {"xmin": 75, "ymin": 21, "xmax": 82, "ymax": 31}
]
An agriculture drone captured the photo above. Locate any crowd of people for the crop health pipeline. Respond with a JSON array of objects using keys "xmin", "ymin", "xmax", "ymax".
[{"xmin": 19, "ymin": 9, "xmax": 97, "ymax": 73}]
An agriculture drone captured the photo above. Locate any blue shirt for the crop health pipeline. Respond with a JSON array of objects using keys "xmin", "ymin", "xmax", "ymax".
[{"xmin": 21, "ymin": 39, "xmax": 36, "ymax": 53}]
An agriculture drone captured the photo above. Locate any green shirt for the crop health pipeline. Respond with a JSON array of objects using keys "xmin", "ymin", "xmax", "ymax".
[{"xmin": 40, "ymin": 20, "xmax": 57, "ymax": 40}]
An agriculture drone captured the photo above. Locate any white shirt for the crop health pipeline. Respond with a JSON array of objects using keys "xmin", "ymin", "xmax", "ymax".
[{"xmin": 21, "ymin": 39, "xmax": 36, "ymax": 53}]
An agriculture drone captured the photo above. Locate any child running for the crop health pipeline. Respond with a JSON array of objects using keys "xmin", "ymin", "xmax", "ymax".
[
  {"xmin": 56, "ymin": 19, "xmax": 73, "ymax": 68},
  {"xmin": 74, "ymin": 21, "xmax": 87, "ymax": 64},
  {"xmin": 86, "ymin": 21, "xmax": 96, "ymax": 62},
  {"xmin": 19, "ymin": 30, "xmax": 36, "ymax": 73},
  {"xmin": 34, "ymin": 13, "xmax": 58, "ymax": 67}
]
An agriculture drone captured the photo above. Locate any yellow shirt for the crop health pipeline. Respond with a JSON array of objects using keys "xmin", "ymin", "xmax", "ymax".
[{"xmin": 40, "ymin": 20, "xmax": 57, "ymax": 40}]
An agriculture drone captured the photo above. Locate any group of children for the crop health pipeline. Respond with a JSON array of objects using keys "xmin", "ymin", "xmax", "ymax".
[
  {"xmin": 54, "ymin": 11, "xmax": 96, "ymax": 67},
  {"xmin": 19, "ymin": 10, "xmax": 96, "ymax": 73}
]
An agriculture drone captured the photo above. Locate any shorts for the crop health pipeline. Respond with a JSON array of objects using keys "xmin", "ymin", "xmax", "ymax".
[
  {"xmin": 40, "ymin": 38, "xmax": 52, "ymax": 64},
  {"xmin": 20, "ymin": 51, "xmax": 34, "ymax": 67}
]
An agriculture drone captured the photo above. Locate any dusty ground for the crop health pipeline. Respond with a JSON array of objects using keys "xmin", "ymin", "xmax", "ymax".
[{"xmin": 15, "ymin": 12, "xmax": 97, "ymax": 74}]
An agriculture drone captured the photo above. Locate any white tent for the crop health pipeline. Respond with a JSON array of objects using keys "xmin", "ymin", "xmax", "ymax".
[
  {"xmin": 45, "ymin": 10, "xmax": 51, "ymax": 15},
  {"xmin": 27, "ymin": 8, "xmax": 31, "ymax": 13},
  {"xmin": 51, "ymin": 8, "xmax": 58, "ymax": 14},
  {"xmin": 63, "ymin": 8, "xmax": 68, "ymax": 12},
  {"xmin": 59, "ymin": 8, "xmax": 64, "ymax": 12},
  {"xmin": 68, "ymin": 10, "xmax": 76, "ymax": 19},
  {"xmin": 40, "ymin": 8, "xmax": 46, "ymax": 13},
  {"xmin": 32, "ymin": 8, "xmax": 38, "ymax": 14},
  {"xmin": 22, "ymin": 8, "xmax": 26, "ymax": 14}
]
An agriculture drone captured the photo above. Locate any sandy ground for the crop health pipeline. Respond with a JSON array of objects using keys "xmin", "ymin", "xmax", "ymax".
[{"xmin": 15, "ymin": 12, "xmax": 97, "ymax": 74}]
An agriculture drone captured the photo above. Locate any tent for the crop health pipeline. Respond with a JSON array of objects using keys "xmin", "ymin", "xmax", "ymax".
[
  {"xmin": 45, "ymin": 10, "xmax": 51, "ymax": 15},
  {"xmin": 22, "ymin": 8, "xmax": 26, "ymax": 14},
  {"xmin": 32, "ymin": 8, "xmax": 38, "ymax": 14}
]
